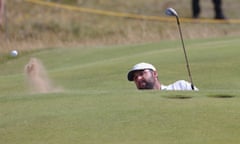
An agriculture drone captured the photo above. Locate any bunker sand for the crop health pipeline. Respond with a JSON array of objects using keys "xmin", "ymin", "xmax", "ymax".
[{"xmin": 24, "ymin": 57, "xmax": 63, "ymax": 93}]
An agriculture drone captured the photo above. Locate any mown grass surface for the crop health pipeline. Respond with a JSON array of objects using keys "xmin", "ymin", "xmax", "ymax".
[{"xmin": 0, "ymin": 37, "xmax": 240, "ymax": 144}]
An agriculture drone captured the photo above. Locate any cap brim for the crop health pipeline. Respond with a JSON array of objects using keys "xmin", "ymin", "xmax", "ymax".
[{"xmin": 127, "ymin": 70, "xmax": 136, "ymax": 81}]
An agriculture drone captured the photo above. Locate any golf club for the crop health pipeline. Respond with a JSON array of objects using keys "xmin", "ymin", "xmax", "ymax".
[{"xmin": 165, "ymin": 8, "xmax": 195, "ymax": 90}]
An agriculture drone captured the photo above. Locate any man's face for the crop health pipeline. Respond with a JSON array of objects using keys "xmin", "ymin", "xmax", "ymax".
[{"xmin": 133, "ymin": 69, "xmax": 157, "ymax": 89}]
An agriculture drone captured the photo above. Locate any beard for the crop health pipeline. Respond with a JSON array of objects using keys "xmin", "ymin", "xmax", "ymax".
[
  {"xmin": 138, "ymin": 82, "xmax": 154, "ymax": 89},
  {"xmin": 137, "ymin": 79, "xmax": 155, "ymax": 90}
]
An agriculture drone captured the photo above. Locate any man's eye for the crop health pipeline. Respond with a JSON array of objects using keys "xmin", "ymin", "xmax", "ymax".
[{"xmin": 133, "ymin": 75, "xmax": 139, "ymax": 80}]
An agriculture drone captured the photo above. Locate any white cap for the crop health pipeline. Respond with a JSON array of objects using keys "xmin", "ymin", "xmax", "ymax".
[{"xmin": 127, "ymin": 62, "xmax": 156, "ymax": 81}]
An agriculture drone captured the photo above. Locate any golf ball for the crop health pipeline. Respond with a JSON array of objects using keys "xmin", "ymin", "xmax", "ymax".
[{"xmin": 10, "ymin": 50, "xmax": 18, "ymax": 57}]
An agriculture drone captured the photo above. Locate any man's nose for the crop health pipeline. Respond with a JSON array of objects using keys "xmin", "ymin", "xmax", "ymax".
[{"xmin": 136, "ymin": 75, "xmax": 143, "ymax": 81}]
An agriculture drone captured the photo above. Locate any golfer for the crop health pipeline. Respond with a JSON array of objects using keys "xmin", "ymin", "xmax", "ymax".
[{"xmin": 127, "ymin": 62, "xmax": 198, "ymax": 91}]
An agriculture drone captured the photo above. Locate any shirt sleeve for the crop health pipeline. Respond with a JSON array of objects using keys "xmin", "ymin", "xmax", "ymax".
[{"xmin": 164, "ymin": 80, "xmax": 199, "ymax": 91}]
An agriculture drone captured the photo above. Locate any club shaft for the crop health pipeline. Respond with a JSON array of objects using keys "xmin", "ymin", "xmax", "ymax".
[{"xmin": 176, "ymin": 17, "xmax": 194, "ymax": 90}]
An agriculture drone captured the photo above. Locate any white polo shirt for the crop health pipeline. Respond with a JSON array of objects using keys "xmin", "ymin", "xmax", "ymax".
[{"xmin": 161, "ymin": 80, "xmax": 199, "ymax": 91}]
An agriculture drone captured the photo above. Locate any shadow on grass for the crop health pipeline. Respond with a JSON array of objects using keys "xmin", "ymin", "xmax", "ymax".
[
  {"xmin": 208, "ymin": 94, "xmax": 235, "ymax": 98},
  {"xmin": 164, "ymin": 94, "xmax": 236, "ymax": 99},
  {"xmin": 164, "ymin": 95, "xmax": 193, "ymax": 99}
]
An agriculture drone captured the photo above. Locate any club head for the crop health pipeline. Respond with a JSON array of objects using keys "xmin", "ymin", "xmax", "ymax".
[{"xmin": 165, "ymin": 8, "xmax": 178, "ymax": 17}]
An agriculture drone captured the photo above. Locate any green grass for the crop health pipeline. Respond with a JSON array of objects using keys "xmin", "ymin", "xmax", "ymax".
[{"xmin": 0, "ymin": 37, "xmax": 240, "ymax": 144}]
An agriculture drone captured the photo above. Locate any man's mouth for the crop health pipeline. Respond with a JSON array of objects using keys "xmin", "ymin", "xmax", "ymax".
[{"xmin": 138, "ymin": 81, "xmax": 146, "ymax": 89}]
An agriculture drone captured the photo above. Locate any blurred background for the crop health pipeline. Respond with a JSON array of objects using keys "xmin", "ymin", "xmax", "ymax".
[{"xmin": 1, "ymin": 0, "xmax": 240, "ymax": 53}]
